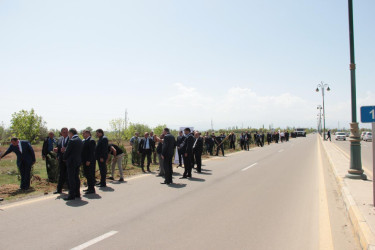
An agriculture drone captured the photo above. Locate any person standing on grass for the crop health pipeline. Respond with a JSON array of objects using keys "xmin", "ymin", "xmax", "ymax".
[
  {"xmin": 95, "ymin": 129, "xmax": 109, "ymax": 187},
  {"xmin": 107, "ymin": 143, "xmax": 125, "ymax": 182},
  {"xmin": 130, "ymin": 132, "xmax": 140, "ymax": 165},
  {"xmin": 243, "ymin": 131, "xmax": 250, "ymax": 151},
  {"xmin": 0, "ymin": 138, "xmax": 36, "ymax": 191},
  {"xmin": 214, "ymin": 133, "xmax": 225, "ymax": 156},
  {"xmin": 81, "ymin": 130, "xmax": 96, "ymax": 194},
  {"xmin": 161, "ymin": 128, "xmax": 176, "ymax": 184},
  {"xmin": 53, "ymin": 127, "xmax": 69, "ymax": 194},
  {"xmin": 42, "ymin": 131, "xmax": 57, "ymax": 182},
  {"xmin": 139, "ymin": 132, "xmax": 154, "ymax": 173}
]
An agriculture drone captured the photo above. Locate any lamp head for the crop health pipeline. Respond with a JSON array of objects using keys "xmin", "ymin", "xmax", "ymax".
[
  {"xmin": 316, "ymin": 88, "xmax": 319, "ymax": 92},
  {"xmin": 327, "ymin": 86, "xmax": 331, "ymax": 91}
]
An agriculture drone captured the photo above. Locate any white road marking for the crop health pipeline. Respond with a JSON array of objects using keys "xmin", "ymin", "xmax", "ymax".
[
  {"xmin": 241, "ymin": 163, "xmax": 258, "ymax": 171},
  {"xmin": 71, "ymin": 231, "xmax": 118, "ymax": 250},
  {"xmin": 278, "ymin": 149, "xmax": 284, "ymax": 153}
]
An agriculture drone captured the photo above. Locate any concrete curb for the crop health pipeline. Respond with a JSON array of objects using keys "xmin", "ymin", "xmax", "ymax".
[{"xmin": 319, "ymin": 136, "xmax": 375, "ymax": 250}]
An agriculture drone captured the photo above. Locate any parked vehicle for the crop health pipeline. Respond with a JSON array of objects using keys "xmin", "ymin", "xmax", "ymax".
[
  {"xmin": 335, "ymin": 132, "xmax": 346, "ymax": 141},
  {"xmin": 294, "ymin": 128, "xmax": 306, "ymax": 137},
  {"xmin": 363, "ymin": 132, "xmax": 372, "ymax": 142},
  {"xmin": 360, "ymin": 132, "xmax": 366, "ymax": 140}
]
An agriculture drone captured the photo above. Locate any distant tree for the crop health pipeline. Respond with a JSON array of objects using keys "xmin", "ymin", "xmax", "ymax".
[
  {"xmin": 109, "ymin": 118, "xmax": 126, "ymax": 145},
  {"xmin": 37, "ymin": 125, "xmax": 49, "ymax": 142},
  {"xmin": 153, "ymin": 124, "xmax": 167, "ymax": 137},
  {"xmin": 125, "ymin": 123, "xmax": 151, "ymax": 139},
  {"xmin": 0, "ymin": 122, "xmax": 11, "ymax": 144},
  {"xmin": 10, "ymin": 109, "xmax": 45, "ymax": 144}
]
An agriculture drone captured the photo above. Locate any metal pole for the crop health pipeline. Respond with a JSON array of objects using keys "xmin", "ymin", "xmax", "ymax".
[
  {"xmin": 346, "ymin": 0, "xmax": 365, "ymax": 179},
  {"xmin": 322, "ymin": 85, "xmax": 326, "ymax": 140},
  {"xmin": 373, "ymin": 123, "xmax": 375, "ymax": 206}
]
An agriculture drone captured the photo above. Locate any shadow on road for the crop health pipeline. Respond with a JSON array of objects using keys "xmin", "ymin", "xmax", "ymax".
[
  {"xmin": 99, "ymin": 186, "xmax": 115, "ymax": 192},
  {"xmin": 168, "ymin": 183, "xmax": 187, "ymax": 189},
  {"xmin": 111, "ymin": 181, "xmax": 127, "ymax": 185},
  {"xmin": 65, "ymin": 199, "xmax": 89, "ymax": 207},
  {"xmin": 195, "ymin": 172, "xmax": 212, "ymax": 175},
  {"xmin": 201, "ymin": 169, "xmax": 211, "ymax": 172},
  {"xmin": 172, "ymin": 172, "xmax": 182, "ymax": 176},
  {"xmin": 188, "ymin": 177, "xmax": 205, "ymax": 182},
  {"xmin": 83, "ymin": 193, "xmax": 102, "ymax": 200}
]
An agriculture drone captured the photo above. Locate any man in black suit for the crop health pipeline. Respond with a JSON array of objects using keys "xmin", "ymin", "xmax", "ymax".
[
  {"xmin": 214, "ymin": 133, "xmax": 225, "ymax": 156},
  {"xmin": 229, "ymin": 132, "xmax": 236, "ymax": 150},
  {"xmin": 138, "ymin": 132, "xmax": 154, "ymax": 173},
  {"xmin": 63, "ymin": 128, "xmax": 83, "ymax": 200},
  {"xmin": 161, "ymin": 128, "xmax": 176, "ymax": 184},
  {"xmin": 179, "ymin": 128, "xmax": 194, "ymax": 178},
  {"xmin": 0, "ymin": 138, "xmax": 36, "ymax": 190},
  {"xmin": 176, "ymin": 131, "xmax": 185, "ymax": 167},
  {"xmin": 95, "ymin": 129, "xmax": 109, "ymax": 187},
  {"xmin": 42, "ymin": 131, "xmax": 57, "ymax": 182},
  {"xmin": 81, "ymin": 130, "xmax": 96, "ymax": 194},
  {"xmin": 193, "ymin": 132, "xmax": 203, "ymax": 173},
  {"xmin": 243, "ymin": 131, "xmax": 250, "ymax": 151},
  {"xmin": 53, "ymin": 127, "xmax": 70, "ymax": 194}
]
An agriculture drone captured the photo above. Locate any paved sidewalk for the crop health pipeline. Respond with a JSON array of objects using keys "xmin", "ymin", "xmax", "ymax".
[{"xmin": 321, "ymin": 136, "xmax": 375, "ymax": 250}]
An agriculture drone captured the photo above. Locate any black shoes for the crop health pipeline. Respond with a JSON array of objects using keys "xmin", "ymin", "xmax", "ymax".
[
  {"xmin": 180, "ymin": 176, "xmax": 187, "ymax": 179},
  {"xmin": 119, "ymin": 178, "xmax": 124, "ymax": 182},
  {"xmin": 160, "ymin": 182, "xmax": 172, "ymax": 185},
  {"xmin": 107, "ymin": 177, "xmax": 114, "ymax": 180},
  {"xmin": 53, "ymin": 190, "xmax": 62, "ymax": 194}
]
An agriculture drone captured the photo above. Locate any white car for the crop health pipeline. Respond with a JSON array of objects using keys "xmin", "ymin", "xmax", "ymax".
[
  {"xmin": 363, "ymin": 132, "xmax": 372, "ymax": 142},
  {"xmin": 335, "ymin": 132, "xmax": 346, "ymax": 141},
  {"xmin": 361, "ymin": 132, "xmax": 366, "ymax": 140}
]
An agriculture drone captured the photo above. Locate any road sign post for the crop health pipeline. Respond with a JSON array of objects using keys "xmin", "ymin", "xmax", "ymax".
[{"xmin": 360, "ymin": 106, "xmax": 375, "ymax": 206}]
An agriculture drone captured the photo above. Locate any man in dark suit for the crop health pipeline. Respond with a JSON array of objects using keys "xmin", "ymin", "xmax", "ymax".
[
  {"xmin": 179, "ymin": 128, "xmax": 194, "ymax": 178},
  {"xmin": 81, "ymin": 130, "xmax": 96, "ymax": 194},
  {"xmin": 228, "ymin": 132, "xmax": 236, "ymax": 150},
  {"xmin": 176, "ymin": 131, "xmax": 185, "ymax": 167},
  {"xmin": 161, "ymin": 128, "xmax": 176, "ymax": 184},
  {"xmin": 0, "ymin": 138, "xmax": 36, "ymax": 190},
  {"xmin": 214, "ymin": 133, "xmax": 225, "ymax": 156},
  {"xmin": 63, "ymin": 128, "xmax": 83, "ymax": 200},
  {"xmin": 138, "ymin": 132, "xmax": 155, "ymax": 173},
  {"xmin": 95, "ymin": 129, "xmax": 109, "ymax": 187},
  {"xmin": 193, "ymin": 132, "xmax": 203, "ymax": 173},
  {"xmin": 42, "ymin": 131, "xmax": 57, "ymax": 181},
  {"xmin": 53, "ymin": 127, "xmax": 69, "ymax": 194}
]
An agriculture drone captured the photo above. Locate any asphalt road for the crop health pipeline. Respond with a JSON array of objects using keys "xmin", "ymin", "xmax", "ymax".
[
  {"xmin": 332, "ymin": 135, "xmax": 373, "ymax": 177},
  {"xmin": 0, "ymin": 134, "xmax": 360, "ymax": 250}
]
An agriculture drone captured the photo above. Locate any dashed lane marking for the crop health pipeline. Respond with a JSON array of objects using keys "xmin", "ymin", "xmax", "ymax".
[
  {"xmin": 71, "ymin": 231, "xmax": 118, "ymax": 250},
  {"xmin": 241, "ymin": 163, "xmax": 258, "ymax": 171}
]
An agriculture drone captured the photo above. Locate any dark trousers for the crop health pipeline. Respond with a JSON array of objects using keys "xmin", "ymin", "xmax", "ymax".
[
  {"xmin": 67, "ymin": 163, "xmax": 80, "ymax": 197},
  {"xmin": 206, "ymin": 144, "xmax": 213, "ymax": 155},
  {"xmin": 216, "ymin": 144, "xmax": 224, "ymax": 156},
  {"xmin": 98, "ymin": 160, "xmax": 107, "ymax": 185},
  {"xmin": 141, "ymin": 149, "xmax": 152, "ymax": 170},
  {"xmin": 57, "ymin": 160, "xmax": 68, "ymax": 192},
  {"xmin": 178, "ymin": 149, "xmax": 183, "ymax": 166},
  {"xmin": 163, "ymin": 155, "xmax": 173, "ymax": 183},
  {"xmin": 183, "ymin": 154, "xmax": 193, "ymax": 177},
  {"xmin": 18, "ymin": 162, "xmax": 32, "ymax": 190},
  {"xmin": 243, "ymin": 141, "xmax": 249, "ymax": 151},
  {"xmin": 194, "ymin": 151, "xmax": 202, "ymax": 172},
  {"xmin": 230, "ymin": 141, "xmax": 236, "ymax": 150},
  {"xmin": 84, "ymin": 163, "xmax": 96, "ymax": 191}
]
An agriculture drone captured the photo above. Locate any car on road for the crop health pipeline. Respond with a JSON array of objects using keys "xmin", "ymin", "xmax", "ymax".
[
  {"xmin": 363, "ymin": 132, "xmax": 372, "ymax": 142},
  {"xmin": 294, "ymin": 128, "xmax": 306, "ymax": 137},
  {"xmin": 361, "ymin": 132, "xmax": 366, "ymax": 140},
  {"xmin": 335, "ymin": 132, "xmax": 346, "ymax": 141}
]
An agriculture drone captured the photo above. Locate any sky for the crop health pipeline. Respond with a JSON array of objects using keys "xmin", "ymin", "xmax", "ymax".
[{"xmin": 0, "ymin": 0, "xmax": 374, "ymax": 131}]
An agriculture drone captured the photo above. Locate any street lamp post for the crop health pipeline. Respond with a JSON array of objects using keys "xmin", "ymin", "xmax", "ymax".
[
  {"xmin": 316, "ymin": 82, "xmax": 330, "ymax": 140},
  {"xmin": 346, "ymin": 0, "xmax": 366, "ymax": 180},
  {"xmin": 317, "ymin": 105, "xmax": 322, "ymax": 134}
]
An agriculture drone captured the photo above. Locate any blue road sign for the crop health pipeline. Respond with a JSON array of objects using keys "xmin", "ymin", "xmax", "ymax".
[{"xmin": 361, "ymin": 106, "xmax": 375, "ymax": 123}]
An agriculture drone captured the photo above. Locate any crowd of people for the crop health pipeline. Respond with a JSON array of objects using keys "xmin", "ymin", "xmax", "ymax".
[{"xmin": 0, "ymin": 127, "xmax": 292, "ymax": 201}]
